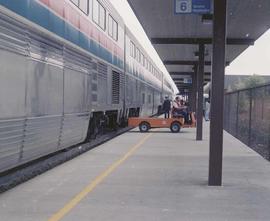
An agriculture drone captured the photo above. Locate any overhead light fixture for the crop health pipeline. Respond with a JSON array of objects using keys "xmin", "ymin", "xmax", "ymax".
[{"xmin": 202, "ymin": 14, "xmax": 213, "ymax": 25}]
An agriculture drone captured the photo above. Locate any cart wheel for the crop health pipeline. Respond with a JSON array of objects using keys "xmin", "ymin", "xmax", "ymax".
[
  {"xmin": 170, "ymin": 122, "xmax": 181, "ymax": 133},
  {"xmin": 139, "ymin": 122, "xmax": 150, "ymax": 132}
]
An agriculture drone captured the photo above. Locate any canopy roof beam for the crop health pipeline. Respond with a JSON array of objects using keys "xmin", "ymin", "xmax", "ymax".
[
  {"xmin": 170, "ymin": 72, "xmax": 211, "ymax": 76},
  {"xmin": 164, "ymin": 60, "xmax": 230, "ymax": 66},
  {"xmin": 151, "ymin": 37, "xmax": 254, "ymax": 45}
]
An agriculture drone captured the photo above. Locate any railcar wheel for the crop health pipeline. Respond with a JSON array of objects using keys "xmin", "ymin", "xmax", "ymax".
[
  {"xmin": 170, "ymin": 122, "xmax": 181, "ymax": 133},
  {"xmin": 139, "ymin": 122, "xmax": 150, "ymax": 132}
]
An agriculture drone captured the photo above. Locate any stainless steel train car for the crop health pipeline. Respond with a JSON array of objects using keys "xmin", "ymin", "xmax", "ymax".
[{"xmin": 0, "ymin": 0, "xmax": 175, "ymax": 173}]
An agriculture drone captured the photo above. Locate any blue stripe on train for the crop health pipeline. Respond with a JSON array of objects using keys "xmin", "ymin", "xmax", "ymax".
[{"xmin": 0, "ymin": 0, "xmax": 123, "ymax": 69}]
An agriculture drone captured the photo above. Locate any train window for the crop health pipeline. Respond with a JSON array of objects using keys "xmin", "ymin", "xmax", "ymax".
[
  {"xmin": 92, "ymin": 0, "xmax": 106, "ymax": 30},
  {"xmin": 130, "ymin": 41, "xmax": 132, "ymax": 56},
  {"xmin": 99, "ymin": 4, "xmax": 106, "ymax": 30},
  {"xmin": 136, "ymin": 48, "xmax": 140, "ymax": 62},
  {"xmin": 148, "ymin": 94, "xmax": 151, "ymax": 104},
  {"xmin": 130, "ymin": 41, "xmax": 135, "ymax": 58},
  {"xmin": 108, "ymin": 15, "xmax": 113, "ymax": 37},
  {"xmin": 133, "ymin": 43, "xmax": 136, "ymax": 58},
  {"xmin": 108, "ymin": 15, "xmax": 118, "ymax": 41},
  {"xmin": 142, "ymin": 93, "xmax": 145, "ymax": 104},
  {"xmin": 79, "ymin": 0, "xmax": 89, "ymax": 14},
  {"xmin": 142, "ymin": 54, "xmax": 145, "ymax": 66},
  {"xmin": 93, "ymin": 0, "xmax": 99, "ymax": 24},
  {"xmin": 113, "ymin": 19, "xmax": 118, "ymax": 40},
  {"xmin": 71, "ymin": 0, "xmax": 79, "ymax": 6}
]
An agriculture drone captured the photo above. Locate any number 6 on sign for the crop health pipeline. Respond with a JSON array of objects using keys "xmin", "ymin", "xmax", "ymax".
[
  {"xmin": 175, "ymin": 0, "xmax": 192, "ymax": 14},
  {"xmin": 181, "ymin": 2, "xmax": 187, "ymax": 11}
]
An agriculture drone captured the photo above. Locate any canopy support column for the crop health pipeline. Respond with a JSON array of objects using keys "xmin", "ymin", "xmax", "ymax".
[
  {"xmin": 208, "ymin": 0, "xmax": 227, "ymax": 186},
  {"xmin": 196, "ymin": 44, "xmax": 205, "ymax": 141},
  {"xmin": 191, "ymin": 69, "xmax": 197, "ymax": 113}
]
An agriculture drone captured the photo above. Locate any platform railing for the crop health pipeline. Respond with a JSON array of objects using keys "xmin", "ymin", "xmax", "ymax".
[{"xmin": 224, "ymin": 83, "xmax": 270, "ymax": 160}]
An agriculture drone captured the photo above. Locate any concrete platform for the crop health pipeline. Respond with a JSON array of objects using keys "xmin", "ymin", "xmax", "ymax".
[{"xmin": 0, "ymin": 122, "xmax": 270, "ymax": 221}]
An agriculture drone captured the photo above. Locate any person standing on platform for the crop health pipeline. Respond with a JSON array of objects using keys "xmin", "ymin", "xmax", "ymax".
[
  {"xmin": 162, "ymin": 96, "xmax": 171, "ymax": 119},
  {"xmin": 205, "ymin": 98, "xmax": 210, "ymax": 121}
]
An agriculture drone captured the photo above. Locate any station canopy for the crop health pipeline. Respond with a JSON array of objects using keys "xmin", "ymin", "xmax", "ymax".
[{"xmin": 127, "ymin": 0, "xmax": 270, "ymax": 94}]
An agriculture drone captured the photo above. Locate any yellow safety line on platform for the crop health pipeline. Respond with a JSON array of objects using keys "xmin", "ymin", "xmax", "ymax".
[{"xmin": 48, "ymin": 133, "xmax": 153, "ymax": 221}]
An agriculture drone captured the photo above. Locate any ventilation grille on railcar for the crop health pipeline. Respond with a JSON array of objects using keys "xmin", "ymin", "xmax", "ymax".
[
  {"xmin": 97, "ymin": 62, "xmax": 108, "ymax": 79},
  {"xmin": 120, "ymin": 72, "xmax": 125, "ymax": 91},
  {"xmin": 91, "ymin": 62, "xmax": 98, "ymax": 103},
  {"xmin": 0, "ymin": 15, "xmax": 28, "ymax": 55},
  {"xmin": 112, "ymin": 71, "xmax": 120, "ymax": 104},
  {"xmin": 97, "ymin": 62, "xmax": 108, "ymax": 104}
]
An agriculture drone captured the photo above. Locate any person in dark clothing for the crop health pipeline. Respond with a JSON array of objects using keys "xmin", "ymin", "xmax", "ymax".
[{"xmin": 162, "ymin": 96, "xmax": 171, "ymax": 118}]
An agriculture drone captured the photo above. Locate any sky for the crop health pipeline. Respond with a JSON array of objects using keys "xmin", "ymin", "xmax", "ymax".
[
  {"xmin": 110, "ymin": 0, "xmax": 270, "ymax": 88},
  {"xmin": 226, "ymin": 29, "xmax": 270, "ymax": 75}
]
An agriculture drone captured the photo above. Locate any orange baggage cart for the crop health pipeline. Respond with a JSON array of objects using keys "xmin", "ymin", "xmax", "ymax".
[{"xmin": 128, "ymin": 113, "xmax": 196, "ymax": 133}]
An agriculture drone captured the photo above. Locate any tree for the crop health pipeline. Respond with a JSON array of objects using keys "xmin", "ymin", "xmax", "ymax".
[
  {"xmin": 244, "ymin": 74, "xmax": 266, "ymax": 88},
  {"xmin": 235, "ymin": 74, "xmax": 266, "ymax": 90}
]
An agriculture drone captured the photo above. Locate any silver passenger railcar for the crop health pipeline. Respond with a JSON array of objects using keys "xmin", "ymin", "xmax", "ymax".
[{"xmin": 0, "ymin": 0, "xmax": 175, "ymax": 173}]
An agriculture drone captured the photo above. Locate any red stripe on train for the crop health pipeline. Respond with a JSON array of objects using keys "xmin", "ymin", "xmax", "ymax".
[
  {"xmin": 64, "ymin": 2, "xmax": 80, "ymax": 28},
  {"xmin": 49, "ymin": 0, "xmax": 64, "ymax": 17},
  {"xmin": 39, "ymin": 0, "xmax": 124, "ymax": 59}
]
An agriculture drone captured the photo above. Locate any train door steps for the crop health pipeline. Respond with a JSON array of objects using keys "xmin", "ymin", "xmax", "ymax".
[{"xmin": 0, "ymin": 127, "xmax": 132, "ymax": 193}]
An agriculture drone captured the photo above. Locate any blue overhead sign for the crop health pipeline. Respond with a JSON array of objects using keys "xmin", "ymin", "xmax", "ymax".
[
  {"xmin": 175, "ymin": 0, "xmax": 211, "ymax": 14},
  {"xmin": 184, "ymin": 78, "xmax": 192, "ymax": 84}
]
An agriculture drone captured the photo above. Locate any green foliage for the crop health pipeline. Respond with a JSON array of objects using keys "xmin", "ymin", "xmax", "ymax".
[{"xmin": 235, "ymin": 74, "xmax": 266, "ymax": 90}]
